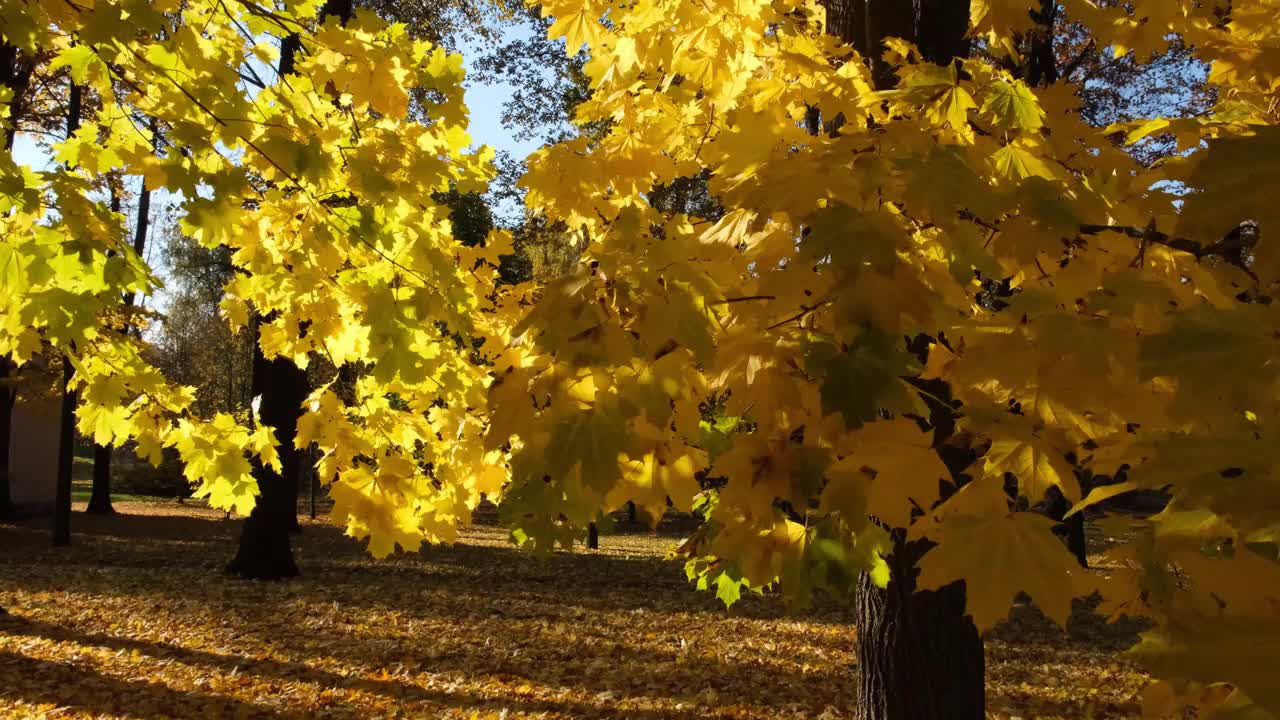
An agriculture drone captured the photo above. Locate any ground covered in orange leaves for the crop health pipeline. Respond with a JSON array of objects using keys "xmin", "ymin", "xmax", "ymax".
[{"xmin": 1, "ymin": 502, "xmax": 1152, "ymax": 719}]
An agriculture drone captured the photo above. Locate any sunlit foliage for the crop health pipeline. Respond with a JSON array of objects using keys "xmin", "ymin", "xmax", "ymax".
[{"xmin": 4, "ymin": 1, "xmax": 1280, "ymax": 714}]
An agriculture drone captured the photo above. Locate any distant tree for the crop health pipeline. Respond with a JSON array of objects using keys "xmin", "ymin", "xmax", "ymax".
[{"xmin": 154, "ymin": 231, "xmax": 253, "ymax": 420}]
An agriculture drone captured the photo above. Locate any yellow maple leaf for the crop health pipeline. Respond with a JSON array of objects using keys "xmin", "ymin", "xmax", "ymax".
[
  {"xmin": 918, "ymin": 512, "xmax": 1101, "ymax": 631},
  {"xmin": 547, "ymin": 9, "xmax": 605, "ymax": 57}
]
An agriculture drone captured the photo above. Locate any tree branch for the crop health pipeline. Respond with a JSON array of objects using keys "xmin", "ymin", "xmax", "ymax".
[{"xmin": 1078, "ymin": 223, "xmax": 1207, "ymax": 258}]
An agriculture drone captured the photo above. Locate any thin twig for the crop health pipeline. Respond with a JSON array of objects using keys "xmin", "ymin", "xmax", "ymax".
[{"xmin": 710, "ymin": 295, "xmax": 776, "ymax": 305}]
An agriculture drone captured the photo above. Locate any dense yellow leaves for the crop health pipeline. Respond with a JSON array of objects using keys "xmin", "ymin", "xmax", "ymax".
[
  {"xmin": 3, "ymin": 0, "xmax": 502, "ymax": 547},
  {"xmin": 982, "ymin": 437, "xmax": 1080, "ymax": 503},
  {"xmin": 824, "ymin": 419, "xmax": 947, "ymax": 529},
  {"xmin": 8, "ymin": 0, "xmax": 1280, "ymax": 712},
  {"xmin": 498, "ymin": 0, "xmax": 1280, "ymax": 713},
  {"xmin": 918, "ymin": 512, "xmax": 1101, "ymax": 632}
]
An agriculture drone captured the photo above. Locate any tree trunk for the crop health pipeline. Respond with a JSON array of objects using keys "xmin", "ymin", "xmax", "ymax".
[
  {"xmin": 227, "ymin": 0, "xmax": 352, "ymax": 577},
  {"xmin": 917, "ymin": 0, "xmax": 972, "ymax": 65},
  {"xmin": 0, "ymin": 358, "xmax": 15, "ymax": 520},
  {"xmin": 53, "ymin": 82, "xmax": 83, "ymax": 547},
  {"xmin": 856, "ymin": 532, "xmax": 985, "ymax": 720},
  {"xmin": 2, "ymin": 42, "xmax": 38, "ymax": 521},
  {"xmin": 309, "ymin": 447, "xmax": 318, "ymax": 520},
  {"xmin": 1043, "ymin": 487, "xmax": 1088, "ymax": 567},
  {"xmin": 227, "ymin": 323, "xmax": 309, "ymax": 579},
  {"xmin": 285, "ymin": 435, "xmax": 302, "ymax": 534},
  {"xmin": 1025, "ymin": 0, "xmax": 1059, "ymax": 87},
  {"xmin": 1022, "ymin": 0, "xmax": 1089, "ymax": 570},
  {"xmin": 85, "ymin": 444, "xmax": 115, "ymax": 514},
  {"xmin": 87, "ymin": 176, "xmax": 128, "ymax": 516},
  {"xmin": 814, "ymin": 4, "xmax": 981, "ymax": 712},
  {"xmin": 53, "ymin": 358, "xmax": 76, "ymax": 546}
]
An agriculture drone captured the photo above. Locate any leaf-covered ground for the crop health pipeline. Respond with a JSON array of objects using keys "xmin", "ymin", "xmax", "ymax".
[{"xmin": 1, "ymin": 503, "xmax": 1152, "ymax": 719}]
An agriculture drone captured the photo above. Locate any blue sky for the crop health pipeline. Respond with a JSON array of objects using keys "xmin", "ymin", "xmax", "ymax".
[{"xmin": 459, "ymin": 29, "xmax": 545, "ymax": 163}]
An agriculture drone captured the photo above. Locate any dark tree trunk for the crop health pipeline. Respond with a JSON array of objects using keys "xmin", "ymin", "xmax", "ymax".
[
  {"xmin": 53, "ymin": 359, "xmax": 76, "ymax": 546},
  {"xmin": 308, "ymin": 448, "xmax": 318, "ymax": 520},
  {"xmin": 856, "ymin": 532, "xmax": 985, "ymax": 720},
  {"xmin": 2, "ymin": 41, "xmax": 38, "ymax": 521},
  {"xmin": 53, "ymin": 82, "xmax": 83, "ymax": 547},
  {"xmin": 818, "ymin": 0, "xmax": 983, "ymax": 708},
  {"xmin": 917, "ymin": 0, "xmax": 972, "ymax": 65},
  {"xmin": 1026, "ymin": 0, "xmax": 1059, "ymax": 87},
  {"xmin": 1064, "ymin": 513, "xmax": 1087, "ymax": 566},
  {"xmin": 85, "ymin": 445, "xmax": 115, "ymax": 515},
  {"xmin": 852, "ymin": 376, "xmax": 987, "ymax": 719},
  {"xmin": 1042, "ymin": 487, "xmax": 1088, "ymax": 568},
  {"xmin": 285, "ymin": 436, "xmax": 302, "ymax": 534},
  {"xmin": 587, "ymin": 522, "xmax": 599, "ymax": 549},
  {"xmin": 823, "ymin": 0, "xmax": 868, "ymax": 56},
  {"xmin": 1022, "ymin": 0, "xmax": 1089, "ymax": 570},
  {"xmin": 227, "ymin": 320, "xmax": 309, "ymax": 579},
  {"xmin": 87, "ymin": 178, "xmax": 128, "ymax": 516},
  {"xmin": 0, "ymin": 358, "xmax": 15, "ymax": 520},
  {"xmin": 1, "ymin": 41, "xmax": 36, "ymax": 152},
  {"xmin": 229, "ymin": 0, "xmax": 351, "ymax": 575}
]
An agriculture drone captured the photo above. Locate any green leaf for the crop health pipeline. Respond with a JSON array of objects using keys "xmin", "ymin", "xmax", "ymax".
[
  {"xmin": 714, "ymin": 572, "xmax": 744, "ymax": 606},
  {"xmin": 932, "ymin": 86, "xmax": 978, "ymax": 130},
  {"xmin": 981, "ymin": 79, "xmax": 1045, "ymax": 131},
  {"xmin": 50, "ymin": 45, "xmax": 101, "ymax": 84},
  {"xmin": 546, "ymin": 408, "xmax": 628, "ymax": 491},
  {"xmin": 808, "ymin": 332, "xmax": 921, "ymax": 429},
  {"xmin": 991, "ymin": 143, "xmax": 1055, "ymax": 180}
]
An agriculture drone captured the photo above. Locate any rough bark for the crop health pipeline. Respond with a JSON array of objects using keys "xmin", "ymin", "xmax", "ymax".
[
  {"xmin": 226, "ymin": 334, "xmax": 308, "ymax": 579},
  {"xmin": 855, "ymin": 532, "xmax": 985, "ymax": 720},
  {"xmin": 813, "ymin": 3, "xmax": 986, "ymax": 711},
  {"xmin": 823, "ymin": 0, "xmax": 868, "ymax": 56}
]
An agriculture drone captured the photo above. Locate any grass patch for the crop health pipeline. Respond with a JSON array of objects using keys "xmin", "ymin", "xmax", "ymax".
[{"xmin": 70, "ymin": 457, "xmax": 171, "ymax": 504}]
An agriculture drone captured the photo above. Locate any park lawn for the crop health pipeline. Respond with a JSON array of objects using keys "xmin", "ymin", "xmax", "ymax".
[
  {"xmin": 69, "ymin": 458, "xmax": 169, "ymax": 504},
  {"xmin": 0, "ymin": 504, "xmax": 1153, "ymax": 719}
]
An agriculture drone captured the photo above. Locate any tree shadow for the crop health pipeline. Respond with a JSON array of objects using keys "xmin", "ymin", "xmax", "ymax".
[
  {"xmin": 0, "ymin": 648, "xmax": 297, "ymax": 719},
  {"xmin": 1, "ymin": 614, "xmax": 833, "ymax": 719},
  {"xmin": 1, "ymin": 509, "xmax": 859, "ymax": 717},
  {"xmin": 0, "ymin": 510, "xmax": 854, "ymax": 623}
]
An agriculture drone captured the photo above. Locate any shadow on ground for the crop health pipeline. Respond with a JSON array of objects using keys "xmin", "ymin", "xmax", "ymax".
[{"xmin": 0, "ymin": 504, "xmax": 1152, "ymax": 719}]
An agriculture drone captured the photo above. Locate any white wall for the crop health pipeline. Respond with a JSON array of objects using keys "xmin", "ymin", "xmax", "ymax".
[{"xmin": 8, "ymin": 395, "xmax": 60, "ymax": 512}]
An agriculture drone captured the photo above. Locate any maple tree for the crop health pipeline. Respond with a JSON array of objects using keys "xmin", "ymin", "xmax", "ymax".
[{"xmin": 4, "ymin": 0, "xmax": 1280, "ymax": 717}]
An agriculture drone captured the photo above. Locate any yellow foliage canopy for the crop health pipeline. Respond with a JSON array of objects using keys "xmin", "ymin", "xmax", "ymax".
[{"xmin": 5, "ymin": 0, "xmax": 1280, "ymax": 714}]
